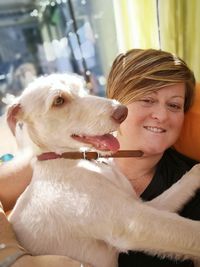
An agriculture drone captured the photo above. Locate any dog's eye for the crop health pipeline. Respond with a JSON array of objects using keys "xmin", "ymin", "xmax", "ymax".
[{"xmin": 53, "ymin": 96, "xmax": 65, "ymax": 106}]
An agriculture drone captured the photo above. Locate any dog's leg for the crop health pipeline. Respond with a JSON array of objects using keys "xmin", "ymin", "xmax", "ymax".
[
  {"xmin": 147, "ymin": 163, "xmax": 200, "ymax": 212},
  {"xmin": 86, "ymin": 196, "xmax": 200, "ymax": 260}
]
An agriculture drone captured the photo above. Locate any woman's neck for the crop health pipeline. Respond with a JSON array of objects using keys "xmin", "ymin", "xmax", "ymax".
[{"xmin": 114, "ymin": 153, "xmax": 163, "ymax": 196}]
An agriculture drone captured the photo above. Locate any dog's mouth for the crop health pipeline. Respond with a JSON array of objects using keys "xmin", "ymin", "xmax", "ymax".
[{"xmin": 71, "ymin": 133, "xmax": 120, "ymax": 152}]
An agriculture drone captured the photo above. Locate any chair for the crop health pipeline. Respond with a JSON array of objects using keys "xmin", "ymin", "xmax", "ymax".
[{"xmin": 174, "ymin": 83, "xmax": 200, "ymax": 161}]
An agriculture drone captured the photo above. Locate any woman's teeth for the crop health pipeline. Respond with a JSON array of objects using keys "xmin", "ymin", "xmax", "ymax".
[{"xmin": 144, "ymin": 126, "xmax": 166, "ymax": 133}]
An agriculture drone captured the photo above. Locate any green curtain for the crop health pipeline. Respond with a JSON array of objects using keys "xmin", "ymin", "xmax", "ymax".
[
  {"xmin": 113, "ymin": 0, "xmax": 200, "ymax": 81},
  {"xmin": 113, "ymin": 0, "xmax": 159, "ymax": 51},
  {"xmin": 159, "ymin": 0, "xmax": 200, "ymax": 81}
]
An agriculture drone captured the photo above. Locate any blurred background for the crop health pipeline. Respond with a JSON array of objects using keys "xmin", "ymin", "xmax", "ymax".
[{"xmin": 0, "ymin": 0, "xmax": 200, "ymax": 116}]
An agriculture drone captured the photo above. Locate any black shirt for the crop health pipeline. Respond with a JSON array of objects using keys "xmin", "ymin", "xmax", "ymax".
[{"xmin": 118, "ymin": 148, "xmax": 200, "ymax": 267}]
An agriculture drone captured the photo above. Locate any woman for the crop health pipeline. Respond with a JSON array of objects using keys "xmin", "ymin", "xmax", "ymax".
[{"xmin": 106, "ymin": 48, "xmax": 200, "ymax": 266}]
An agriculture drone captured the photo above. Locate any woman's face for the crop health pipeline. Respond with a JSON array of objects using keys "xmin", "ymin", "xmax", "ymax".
[{"xmin": 117, "ymin": 84, "xmax": 185, "ymax": 156}]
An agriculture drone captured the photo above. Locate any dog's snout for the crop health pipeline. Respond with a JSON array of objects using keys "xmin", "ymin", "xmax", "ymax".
[{"xmin": 111, "ymin": 105, "xmax": 128, "ymax": 124}]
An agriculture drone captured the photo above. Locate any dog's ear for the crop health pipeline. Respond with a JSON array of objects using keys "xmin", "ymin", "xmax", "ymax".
[{"xmin": 7, "ymin": 104, "xmax": 23, "ymax": 136}]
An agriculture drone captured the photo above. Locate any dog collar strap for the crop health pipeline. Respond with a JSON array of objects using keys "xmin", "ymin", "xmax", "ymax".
[{"xmin": 37, "ymin": 150, "xmax": 143, "ymax": 161}]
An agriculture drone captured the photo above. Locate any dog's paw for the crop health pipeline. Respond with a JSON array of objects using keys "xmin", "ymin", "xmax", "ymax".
[
  {"xmin": 189, "ymin": 164, "xmax": 200, "ymax": 177},
  {"xmin": 184, "ymin": 164, "xmax": 200, "ymax": 188}
]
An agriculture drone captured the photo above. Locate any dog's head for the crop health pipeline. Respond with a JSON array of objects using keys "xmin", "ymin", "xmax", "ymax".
[{"xmin": 7, "ymin": 73, "xmax": 128, "ymax": 155}]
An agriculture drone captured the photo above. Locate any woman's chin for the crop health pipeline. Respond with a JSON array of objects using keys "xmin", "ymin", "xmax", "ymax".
[{"xmin": 141, "ymin": 145, "xmax": 168, "ymax": 156}]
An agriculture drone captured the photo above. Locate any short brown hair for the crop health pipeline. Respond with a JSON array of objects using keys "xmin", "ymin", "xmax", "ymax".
[{"xmin": 106, "ymin": 49, "xmax": 195, "ymax": 112}]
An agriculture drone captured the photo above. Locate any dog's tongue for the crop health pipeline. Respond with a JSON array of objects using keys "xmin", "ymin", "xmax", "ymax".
[
  {"xmin": 73, "ymin": 133, "xmax": 120, "ymax": 152},
  {"xmin": 89, "ymin": 134, "xmax": 120, "ymax": 152}
]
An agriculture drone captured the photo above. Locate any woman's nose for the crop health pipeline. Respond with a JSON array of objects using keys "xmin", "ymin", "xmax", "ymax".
[{"xmin": 151, "ymin": 105, "xmax": 168, "ymax": 121}]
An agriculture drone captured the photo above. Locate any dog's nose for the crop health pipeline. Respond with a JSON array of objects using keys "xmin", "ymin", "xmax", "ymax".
[{"xmin": 111, "ymin": 105, "xmax": 128, "ymax": 124}]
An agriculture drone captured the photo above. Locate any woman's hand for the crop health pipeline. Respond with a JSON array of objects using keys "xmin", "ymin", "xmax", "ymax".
[
  {"xmin": 12, "ymin": 254, "xmax": 90, "ymax": 267},
  {"xmin": 1, "ymin": 204, "xmax": 91, "ymax": 267},
  {"xmin": 0, "ymin": 155, "xmax": 33, "ymax": 212}
]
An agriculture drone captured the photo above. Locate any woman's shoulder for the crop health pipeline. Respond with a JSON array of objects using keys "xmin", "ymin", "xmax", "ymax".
[
  {"xmin": 141, "ymin": 148, "xmax": 198, "ymax": 201},
  {"xmin": 160, "ymin": 148, "xmax": 200, "ymax": 220},
  {"xmin": 163, "ymin": 148, "xmax": 199, "ymax": 170}
]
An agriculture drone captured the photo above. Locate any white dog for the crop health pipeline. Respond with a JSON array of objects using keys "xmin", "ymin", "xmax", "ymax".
[{"xmin": 7, "ymin": 73, "xmax": 200, "ymax": 267}]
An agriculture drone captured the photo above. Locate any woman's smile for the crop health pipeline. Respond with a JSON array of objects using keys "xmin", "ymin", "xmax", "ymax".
[{"xmin": 143, "ymin": 126, "xmax": 166, "ymax": 133}]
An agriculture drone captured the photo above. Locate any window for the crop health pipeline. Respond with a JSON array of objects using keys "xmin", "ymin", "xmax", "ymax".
[{"xmin": 0, "ymin": 0, "xmax": 118, "ymax": 115}]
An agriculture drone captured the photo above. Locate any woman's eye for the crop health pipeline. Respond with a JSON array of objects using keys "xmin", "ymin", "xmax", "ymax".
[
  {"xmin": 168, "ymin": 103, "xmax": 183, "ymax": 111},
  {"xmin": 53, "ymin": 96, "xmax": 65, "ymax": 106},
  {"xmin": 140, "ymin": 98, "xmax": 155, "ymax": 104}
]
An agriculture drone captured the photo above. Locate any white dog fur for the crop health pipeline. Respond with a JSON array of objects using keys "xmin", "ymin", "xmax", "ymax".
[{"xmin": 7, "ymin": 73, "xmax": 200, "ymax": 267}]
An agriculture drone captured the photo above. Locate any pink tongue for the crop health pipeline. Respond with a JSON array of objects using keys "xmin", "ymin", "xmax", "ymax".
[
  {"xmin": 74, "ymin": 133, "xmax": 120, "ymax": 152},
  {"xmin": 91, "ymin": 134, "xmax": 120, "ymax": 152}
]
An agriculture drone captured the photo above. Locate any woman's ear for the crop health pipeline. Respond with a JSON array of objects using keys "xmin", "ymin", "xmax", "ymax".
[{"xmin": 6, "ymin": 104, "xmax": 22, "ymax": 136}]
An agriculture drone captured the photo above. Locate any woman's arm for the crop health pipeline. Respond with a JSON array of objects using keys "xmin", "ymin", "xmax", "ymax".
[
  {"xmin": 0, "ymin": 155, "xmax": 32, "ymax": 212},
  {"xmin": 0, "ymin": 203, "xmax": 89, "ymax": 267},
  {"xmin": 0, "ymin": 162, "xmax": 91, "ymax": 266}
]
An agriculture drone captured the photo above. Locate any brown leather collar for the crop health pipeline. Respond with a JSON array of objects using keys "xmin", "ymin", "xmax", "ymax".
[{"xmin": 37, "ymin": 150, "xmax": 144, "ymax": 161}]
